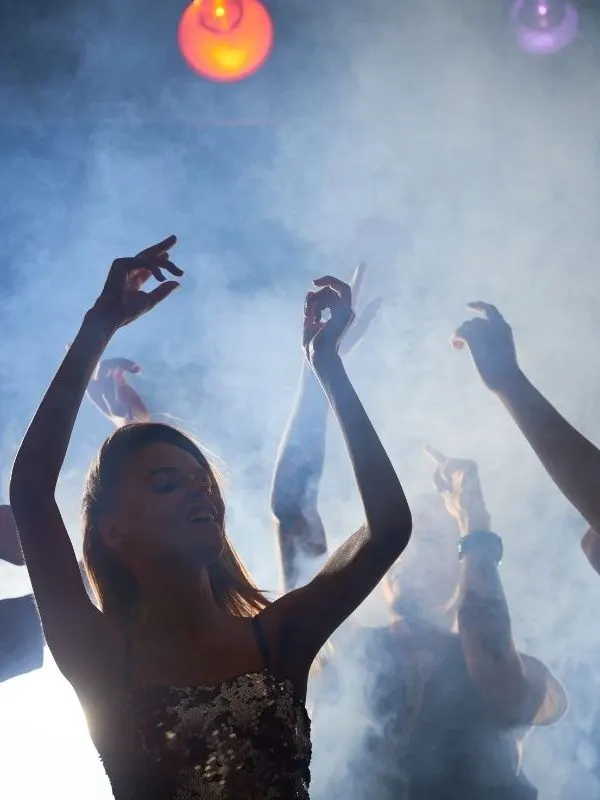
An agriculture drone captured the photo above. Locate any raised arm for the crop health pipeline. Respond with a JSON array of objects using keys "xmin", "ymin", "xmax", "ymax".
[
  {"xmin": 270, "ymin": 362, "xmax": 329, "ymax": 592},
  {"xmin": 454, "ymin": 303, "xmax": 600, "ymax": 571},
  {"xmin": 427, "ymin": 446, "xmax": 566, "ymax": 725},
  {"xmin": 274, "ymin": 276, "xmax": 411, "ymax": 665},
  {"xmin": 0, "ymin": 508, "xmax": 45, "ymax": 683},
  {"xmin": 0, "ymin": 504, "xmax": 24, "ymax": 565},
  {"xmin": 9, "ymin": 236, "xmax": 182, "ymax": 682},
  {"xmin": 270, "ymin": 263, "xmax": 382, "ymax": 592}
]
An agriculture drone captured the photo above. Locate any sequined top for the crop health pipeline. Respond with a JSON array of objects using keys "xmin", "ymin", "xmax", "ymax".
[{"xmin": 99, "ymin": 617, "xmax": 312, "ymax": 800}]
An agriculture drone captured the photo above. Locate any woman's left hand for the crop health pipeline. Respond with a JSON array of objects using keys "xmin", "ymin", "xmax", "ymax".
[{"xmin": 303, "ymin": 276, "xmax": 355, "ymax": 369}]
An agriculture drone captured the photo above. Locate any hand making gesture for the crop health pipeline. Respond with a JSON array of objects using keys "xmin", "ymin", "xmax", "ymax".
[{"xmin": 452, "ymin": 302, "xmax": 520, "ymax": 393}]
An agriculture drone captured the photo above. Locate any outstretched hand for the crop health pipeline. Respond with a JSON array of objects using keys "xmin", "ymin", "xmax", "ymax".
[
  {"xmin": 424, "ymin": 445, "xmax": 491, "ymax": 535},
  {"xmin": 339, "ymin": 263, "xmax": 383, "ymax": 356},
  {"xmin": 87, "ymin": 357, "xmax": 150, "ymax": 426},
  {"xmin": 0, "ymin": 505, "xmax": 24, "ymax": 566},
  {"xmin": 452, "ymin": 302, "xmax": 520, "ymax": 393},
  {"xmin": 92, "ymin": 235, "xmax": 183, "ymax": 332},
  {"xmin": 303, "ymin": 276, "xmax": 355, "ymax": 368}
]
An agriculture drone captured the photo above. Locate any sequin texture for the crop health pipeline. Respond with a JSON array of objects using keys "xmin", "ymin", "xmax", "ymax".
[{"xmin": 103, "ymin": 669, "xmax": 311, "ymax": 800}]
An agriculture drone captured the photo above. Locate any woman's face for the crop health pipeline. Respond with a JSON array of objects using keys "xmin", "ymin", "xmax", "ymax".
[{"xmin": 100, "ymin": 442, "xmax": 225, "ymax": 569}]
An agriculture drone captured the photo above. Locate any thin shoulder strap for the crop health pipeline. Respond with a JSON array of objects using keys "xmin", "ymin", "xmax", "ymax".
[{"xmin": 251, "ymin": 614, "xmax": 271, "ymax": 670}]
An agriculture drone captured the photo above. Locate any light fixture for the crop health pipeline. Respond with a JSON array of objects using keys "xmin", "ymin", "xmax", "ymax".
[
  {"xmin": 509, "ymin": 0, "xmax": 579, "ymax": 55},
  {"xmin": 178, "ymin": 0, "xmax": 274, "ymax": 82}
]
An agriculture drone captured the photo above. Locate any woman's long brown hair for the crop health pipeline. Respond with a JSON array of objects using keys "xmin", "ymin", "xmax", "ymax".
[{"xmin": 82, "ymin": 422, "xmax": 269, "ymax": 622}]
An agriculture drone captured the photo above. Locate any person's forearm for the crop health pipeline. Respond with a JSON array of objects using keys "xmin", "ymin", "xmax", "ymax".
[
  {"xmin": 457, "ymin": 553, "xmax": 513, "ymax": 663},
  {"xmin": 271, "ymin": 361, "xmax": 329, "ymax": 522},
  {"xmin": 498, "ymin": 369, "xmax": 600, "ymax": 532},
  {"xmin": 314, "ymin": 354, "xmax": 411, "ymax": 550},
  {"xmin": 456, "ymin": 512, "xmax": 514, "ymax": 660},
  {"xmin": 271, "ymin": 361, "xmax": 329, "ymax": 587},
  {"xmin": 456, "ymin": 531, "xmax": 530, "ymax": 716},
  {"xmin": 11, "ymin": 309, "xmax": 113, "ymax": 499}
]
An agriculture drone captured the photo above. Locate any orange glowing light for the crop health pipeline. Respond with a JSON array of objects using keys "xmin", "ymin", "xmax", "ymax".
[{"xmin": 178, "ymin": 0, "xmax": 274, "ymax": 83}]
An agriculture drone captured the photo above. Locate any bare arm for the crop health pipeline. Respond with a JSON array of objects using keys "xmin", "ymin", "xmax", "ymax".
[
  {"xmin": 498, "ymin": 370, "xmax": 600, "ymax": 535},
  {"xmin": 426, "ymin": 446, "xmax": 565, "ymax": 724},
  {"xmin": 270, "ymin": 362, "xmax": 329, "ymax": 592},
  {"xmin": 9, "ymin": 237, "xmax": 181, "ymax": 685},
  {"xmin": 455, "ymin": 302, "xmax": 600, "ymax": 552},
  {"xmin": 277, "ymin": 278, "xmax": 411, "ymax": 663},
  {"xmin": 270, "ymin": 264, "xmax": 381, "ymax": 593},
  {"xmin": 581, "ymin": 527, "xmax": 600, "ymax": 576},
  {"xmin": 457, "ymin": 546, "xmax": 566, "ymax": 725},
  {"xmin": 0, "ymin": 505, "xmax": 24, "ymax": 566},
  {"xmin": 457, "ymin": 547, "xmax": 537, "ymax": 721},
  {"xmin": 10, "ymin": 309, "xmax": 116, "ymax": 676}
]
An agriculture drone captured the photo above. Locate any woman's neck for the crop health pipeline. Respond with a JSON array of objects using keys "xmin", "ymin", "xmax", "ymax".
[{"xmin": 135, "ymin": 563, "xmax": 228, "ymax": 638}]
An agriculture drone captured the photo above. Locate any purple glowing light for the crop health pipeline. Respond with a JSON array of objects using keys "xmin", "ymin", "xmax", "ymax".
[{"xmin": 510, "ymin": 0, "xmax": 579, "ymax": 55}]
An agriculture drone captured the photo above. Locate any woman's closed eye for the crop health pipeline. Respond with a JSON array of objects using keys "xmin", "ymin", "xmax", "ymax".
[{"xmin": 152, "ymin": 480, "xmax": 180, "ymax": 494}]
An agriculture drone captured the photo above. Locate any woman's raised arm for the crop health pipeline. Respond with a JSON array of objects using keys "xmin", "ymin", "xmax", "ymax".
[
  {"xmin": 275, "ymin": 276, "xmax": 412, "ymax": 663},
  {"xmin": 9, "ymin": 235, "xmax": 181, "ymax": 680}
]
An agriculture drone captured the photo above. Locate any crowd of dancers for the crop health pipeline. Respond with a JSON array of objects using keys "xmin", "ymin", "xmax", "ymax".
[{"xmin": 1, "ymin": 235, "xmax": 599, "ymax": 799}]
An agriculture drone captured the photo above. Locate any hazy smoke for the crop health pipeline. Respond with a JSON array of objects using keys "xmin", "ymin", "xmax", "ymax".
[{"xmin": 2, "ymin": 0, "xmax": 600, "ymax": 797}]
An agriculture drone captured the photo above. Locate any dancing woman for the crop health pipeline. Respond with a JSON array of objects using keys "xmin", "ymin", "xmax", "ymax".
[{"xmin": 9, "ymin": 236, "xmax": 412, "ymax": 799}]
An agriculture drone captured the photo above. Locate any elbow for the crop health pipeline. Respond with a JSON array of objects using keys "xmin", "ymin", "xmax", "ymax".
[
  {"xmin": 372, "ymin": 509, "xmax": 413, "ymax": 557},
  {"xmin": 396, "ymin": 512, "xmax": 413, "ymax": 553},
  {"xmin": 581, "ymin": 528, "xmax": 600, "ymax": 576},
  {"xmin": 270, "ymin": 489, "xmax": 310, "ymax": 524},
  {"xmin": 389, "ymin": 502, "xmax": 413, "ymax": 545}
]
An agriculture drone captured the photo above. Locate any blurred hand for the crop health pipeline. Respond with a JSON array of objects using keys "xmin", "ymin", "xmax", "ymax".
[
  {"xmin": 87, "ymin": 358, "xmax": 150, "ymax": 426},
  {"xmin": 452, "ymin": 302, "xmax": 520, "ymax": 393},
  {"xmin": 303, "ymin": 276, "xmax": 354, "ymax": 368},
  {"xmin": 92, "ymin": 235, "xmax": 183, "ymax": 333},
  {"xmin": 424, "ymin": 445, "xmax": 491, "ymax": 536},
  {"xmin": 339, "ymin": 262, "xmax": 383, "ymax": 356},
  {"xmin": 0, "ymin": 505, "xmax": 24, "ymax": 566}
]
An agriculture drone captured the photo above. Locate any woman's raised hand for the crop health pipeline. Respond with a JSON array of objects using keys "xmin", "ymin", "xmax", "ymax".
[
  {"xmin": 92, "ymin": 235, "xmax": 183, "ymax": 332},
  {"xmin": 303, "ymin": 276, "xmax": 355, "ymax": 369}
]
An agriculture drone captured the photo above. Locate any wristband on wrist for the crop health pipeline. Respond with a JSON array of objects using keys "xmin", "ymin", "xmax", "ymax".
[{"xmin": 458, "ymin": 531, "xmax": 503, "ymax": 564}]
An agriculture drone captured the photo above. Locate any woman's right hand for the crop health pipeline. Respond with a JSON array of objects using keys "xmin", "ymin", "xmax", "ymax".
[{"xmin": 91, "ymin": 235, "xmax": 183, "ymax": 332}]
